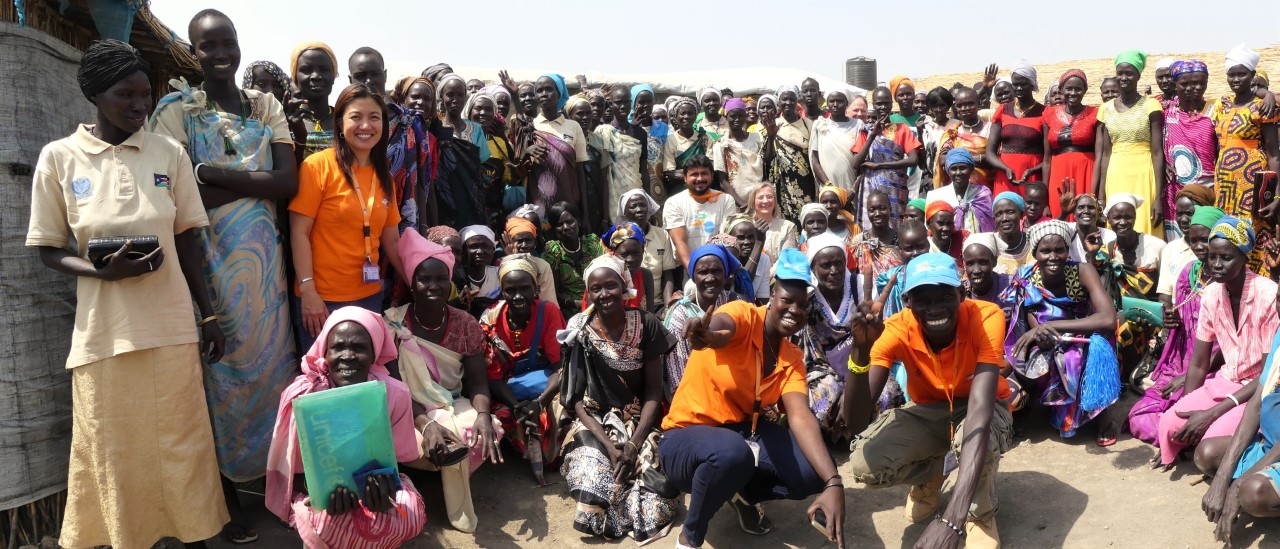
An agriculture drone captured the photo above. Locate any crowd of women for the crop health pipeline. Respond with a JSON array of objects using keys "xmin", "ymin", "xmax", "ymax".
[{"xmin": 23, "ymin": 5, "xmax": 1280, "ymax": 548}]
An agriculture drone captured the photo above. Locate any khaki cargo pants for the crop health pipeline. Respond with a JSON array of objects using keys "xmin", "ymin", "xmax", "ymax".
[{"xmin": 847, "ymin": 399, "xmax": 1014, "ymax": 520}]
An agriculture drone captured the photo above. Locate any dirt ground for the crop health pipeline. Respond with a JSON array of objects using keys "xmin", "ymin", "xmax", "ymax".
[{"xmin": 208, "ymin": 405, "xmax": 1280, "ymax": 549}]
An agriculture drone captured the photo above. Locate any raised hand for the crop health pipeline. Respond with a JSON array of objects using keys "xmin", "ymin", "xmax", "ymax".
[
  {"xmin": 1059, "ymin": 178, "xmax": 1077, "ymax": 217},
  {"xmin": 983, "ymin": 64, "xmax": 999, "ymax": 89}
]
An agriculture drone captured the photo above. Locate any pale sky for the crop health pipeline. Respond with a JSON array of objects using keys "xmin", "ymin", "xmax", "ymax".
[{"xmin": 152, "ymin": 0, "xmax": 1278, "ymax": 92}]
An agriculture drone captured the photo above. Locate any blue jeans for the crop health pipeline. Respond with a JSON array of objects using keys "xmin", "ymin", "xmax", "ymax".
[
  {"xmin": 292, "ymin": 293, "xmax": 384, "ymax": 352},
  {"xmin": 659, "ymin": 421, "xmax": 825, "ymax": 546}
]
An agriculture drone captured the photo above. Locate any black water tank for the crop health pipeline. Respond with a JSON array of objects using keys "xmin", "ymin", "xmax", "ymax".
[{"xmin": 845, "ymin": 57, "xmax": 877, "ymax": 91}]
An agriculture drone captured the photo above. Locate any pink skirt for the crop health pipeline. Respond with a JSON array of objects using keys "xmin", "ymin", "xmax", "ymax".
[{"xmin": 290, "ymin": 473, "xmax": 426, "ymax": 549}]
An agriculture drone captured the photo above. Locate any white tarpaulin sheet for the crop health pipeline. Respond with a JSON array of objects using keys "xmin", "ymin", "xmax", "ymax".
[{"xmin": 386, "ymin": 62, "xmax": 865, "ymax": 99}]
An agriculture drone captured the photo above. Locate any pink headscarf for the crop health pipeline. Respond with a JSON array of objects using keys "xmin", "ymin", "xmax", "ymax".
[
  {"xmin": 397, "ymin": 229, "xmax": 455, "ymax": 285},
  {"xmin": 265, "ymin": 307, "xmax": 418, "ymax": 522}
]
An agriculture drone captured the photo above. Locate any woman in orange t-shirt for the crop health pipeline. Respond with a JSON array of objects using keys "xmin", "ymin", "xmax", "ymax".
[{"xmin": 289, "ymin": 83, "xmax": 405, "ymax": 350}]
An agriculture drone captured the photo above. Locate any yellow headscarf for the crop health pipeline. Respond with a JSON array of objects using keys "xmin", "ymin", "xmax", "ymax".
[{"xmin": 289, "ymin": 41, "xmax": 338, "ymax": 81}]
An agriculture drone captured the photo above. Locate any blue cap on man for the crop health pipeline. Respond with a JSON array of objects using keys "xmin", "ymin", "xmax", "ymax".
[{"xmin": 902, "ymin": 252, "xmax": 962, "ymax": 294}]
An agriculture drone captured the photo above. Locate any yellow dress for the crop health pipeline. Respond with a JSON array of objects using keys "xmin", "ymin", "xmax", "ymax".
[{"xmin": 1099, "ymin": 96, "xmax": 1163, "ymax": 237}]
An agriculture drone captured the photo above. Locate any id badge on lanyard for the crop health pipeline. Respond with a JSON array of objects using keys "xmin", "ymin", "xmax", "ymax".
[
  {"xmin": 352, "ymin": 177, "xmax": 381, "ymax": 284},
  {"xmin": 746, "ymin": 345, "xmax": 767, "ymax": 467}
]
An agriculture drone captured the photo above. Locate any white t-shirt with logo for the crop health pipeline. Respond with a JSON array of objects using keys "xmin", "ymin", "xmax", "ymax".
[{"xmin": 662, "ymin": 190, "xmax": 738, "ymax": 254}]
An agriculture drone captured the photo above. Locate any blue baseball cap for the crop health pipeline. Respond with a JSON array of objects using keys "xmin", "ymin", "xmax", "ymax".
[
  {"xmin": 773, "ymin": 248, "xmax": 814, "ymax": 287},
  {"xmin": 902, "ymin": 252, "xmax": 962, "ymax": 294}
]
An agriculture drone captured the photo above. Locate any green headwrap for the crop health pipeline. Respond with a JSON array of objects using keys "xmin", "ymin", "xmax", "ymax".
[
  {"xmin": 1115, "ymin": 50, "xmax": 1148, "ymax": 73},
  {"xmin": 908, "ymin": 198, "xmax": 927, "ymax": 212},
  {"xmin": 1190, "ymin": 206, "xmax": 1226, "ymax": 229}
]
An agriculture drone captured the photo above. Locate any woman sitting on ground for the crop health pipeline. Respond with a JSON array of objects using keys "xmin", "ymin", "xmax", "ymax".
[
  {"xmin": 1066, "ymin": 193, "xmax": 1113, "ymax": 263},
  {"xmin": 1128, "ymin": 206, "xmax": 1225, "ymax": 445},
  {"xmin": 1002, "ymin": 220, "xmax": 1118, "ymax": 444},
  {"xmin": 501, "ymin": 216, "xmax": 558, "ymax": 304},
  {"xmin": 458, "ymin": 225, "xmax": 501, "ymax": 316},
  {"xmin": 802, "ymin": 232, "xmax": 860, "ymax": 438},
  {"xmin": 479, "ymin": 257, "xmax": 568, "ymax": 484},
  {"xmin": 924, "ymin": 201, "xmax": 964, "ymax": 264},
  {"xmin": 662, "ymin": 244, "xmax": 747, "ymax": 398},
  {"xmin": 559, "ymin": 255, "xmax": 679, "ymax": 543},
  {"xmin": 1156, "ymin": 216, "xmax": 1278, "ymax": 468},
  {"xmin": 1098, "ymin": 194, "xmax": 1165, "ymax": 400},
  {"xmin": 384, "ymin": 232, "xmax": 502, "ymax": 533},
  {"xmin": 1200, "ymin": 306, "xmax": 1280, "ymax": 546},
  {"xmin": 265, "ymin": 307, "xmax": 427, "ymax": 548},
  {"xmin": 712, "ymin": 214, "xmax": 773, "ymax": 304}
]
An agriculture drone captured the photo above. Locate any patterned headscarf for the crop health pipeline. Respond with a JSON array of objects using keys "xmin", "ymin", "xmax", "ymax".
[
  {"xmin": 498, "ymin": 254, "xmax": 538, "ymax": 282},
  {"xmin": 242, "ymin": 60, "xmax": 290, "ymax": 91},
  {"xmin": 601, "ymin": 223, "xmax": 646, "ymax": 251},
  {"xmin": 582, "ymin": 254, "xmax": 636, "ymax": 299},
  {"xmin": 1211, "ymin": 216, "xmax": 1256, "ymax": 256},
  {"xmin": 721, "ymin": 213, "xmax": 755, "ymax": 235},
  {"xmin": 776, "ymin": 84, "xmax": 801, "ymax": 98},
  {"xmin": 426, "ymin": 225, "xmax": 459, "ymax": 244},
  {"xmin": 1171, "ymin": 60, "xmax": 1209, "ymax": 80},
  {"xmin": 1027, "ymin": 219, "xmax": 1077, "ymax": 252},
  {"xmin": 1058, "ymin": 69, "xmax": 1087, "ymax": 89}
]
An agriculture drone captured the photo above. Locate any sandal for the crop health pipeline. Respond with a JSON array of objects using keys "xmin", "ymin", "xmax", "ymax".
[
  {"xmin": 729, "ymin": 494, "xmax": 772, "ymax": 535},
  {"xmin": 1096, "ymin": 435, "xmax": 1117, "ymax": 447}
]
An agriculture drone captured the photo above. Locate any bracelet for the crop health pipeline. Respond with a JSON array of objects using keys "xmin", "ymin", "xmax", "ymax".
[
  {"xmin": 198, "ymin": 315, "xmax": 217, "ymax": 327},
  {"xmin": 936, "ymin": 516, "xmax": 965, "ymax": 537},
  {"xmin": 1228, "ymin": 394, "xmax": 1242, "ymax": 407},
  {"xmin": 849, "ymin": 358, "xmax": 871, "ymax": 375},
  {"xmin": 625, "ymin": 440, "xmax": 639, "ymax": 452},
  {"xmin": 298, "ymin": 277, "xmax": 315, "ymax": 286},
  {"xmin": 420, "ymin": 419, "xmax": 438, "ymax": 436},
  {"xmin": 193, "ymin": 163, "xmax": 207, "ymax": 185}
]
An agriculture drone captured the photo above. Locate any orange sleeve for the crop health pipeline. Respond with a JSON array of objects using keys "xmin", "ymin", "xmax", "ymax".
[
  {"xmin": 869, "ymin": 322, "xmax": 901, "ymax": 368},
  {"xmin": 383, "ymin": 183, "xmax": 402, "ymax": 228},
  {"xmin": 719, "ymin": 300, "xmax": 756, "ymax": 348},
  {"xmin": 897, "ymin": 124, "xmax": 922, "ymax": 152},
  {"xmin": 289, "ymin": 155, "xmax": 326, "ymax": 217},
  {"xmin": 973, "ymin": 303, "xmax": 1006, "ymax": 365}
]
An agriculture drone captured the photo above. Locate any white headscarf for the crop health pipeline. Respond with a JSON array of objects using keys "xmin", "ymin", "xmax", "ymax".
[
  {"xmin": 1155, "ymin": 57, "xmax": 1175, "ymax": 71},
  {"xmin": 459, "ymin": 225, "xmax": 496, "ymax": 245},
  {"xmin": 756, "ymin": 93, "xmax": 778, "ymax": 110},
  {"xmin": 1012, "ymin": 60, "xmax": 1039, "ymax": 91},
  {"xmin": 506, "ymin": 203, "xmax": 545, "ymax": 221},
  {"xmin": 963, "ymin": 232, "xmax": 999, "ymax": 257},
  {"xmin": 697, "ymin": 87, "xmax": 720, "ymax": 105},
  {"xmin": 617, "ymin": 189, "xmax": 660, "ymax": 221},
  {"xmin": 805, "ymin": 232, "xmax": 846, "ymax": 264},
  {"xmin": 1226, "ymin": 43, "xmax": 1261, "ymax": 72},
  {"xmin": 776, "ymin": 84, "xmax": 801, "ymax": 99},
  {"xmin": 1104, "ymin": 193, "xmax": 1145, "ymax": 216},
  {"xmin": 461, "ymin": 90, "xmax": 496, "ymax": 119},
  {"xmin": 435, "ymin": 73, "xmax": 466, "ymax": 102},
  {"xmin": 582, "ymin": 254, "xmax": 637, "ymax": 300},
  {"xmin": 800, "ymin": 202, "xmax": 828, "ymax": 222}
]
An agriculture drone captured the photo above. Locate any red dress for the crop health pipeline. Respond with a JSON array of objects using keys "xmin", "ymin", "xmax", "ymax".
[
  {"xmin": 1043, "ymin": 104, "xmax": 1099, "ymax": 218},
  {"xmin": 991, "ymin": 103, "xmax": 1045, "ymax": 196}
]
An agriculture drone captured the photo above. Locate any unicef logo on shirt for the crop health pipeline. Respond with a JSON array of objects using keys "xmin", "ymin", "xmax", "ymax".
[
  {"xmin": 703, "ymin": 219, "xmax": 715, "ymax": 236},
  {"xmin": 71, "ymin": 177, "xmax": 92, "ymax": 200}
]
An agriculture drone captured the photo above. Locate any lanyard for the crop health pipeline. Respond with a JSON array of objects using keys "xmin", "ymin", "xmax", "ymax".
[
  {"xmin": 928, "ymin": 345, "xmax": 963, "ymax": 443},
  {"xmin": 751, "ymin": 332, "xmax": 777, "ymax": 436},
  {"xmin": 350, "ymin": 174, "xmax": 376, "ymax": 263}
]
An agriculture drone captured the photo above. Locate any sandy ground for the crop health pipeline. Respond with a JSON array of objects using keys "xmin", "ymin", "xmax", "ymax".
[{"xmin": 208, "ymin": 405, "xmax": 1280, "ymax": 549}]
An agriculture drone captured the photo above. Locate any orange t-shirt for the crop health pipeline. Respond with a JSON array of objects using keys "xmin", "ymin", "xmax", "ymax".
[
  {"xmin": 868, "ymin": 299, "xmax": 1010, "ymax": 405},
  {"xmin": 662, "ymin": 301, "xmax": 808, "ymax": 430},
  {"xmin": 289, "ymin": 148, "xmax": 401, "ymax": 302}
]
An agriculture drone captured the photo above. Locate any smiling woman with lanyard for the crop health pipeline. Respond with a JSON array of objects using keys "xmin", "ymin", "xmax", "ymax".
[{"xmin": 290, "ymin": 83, "xmax": 406, "ymax": 351}]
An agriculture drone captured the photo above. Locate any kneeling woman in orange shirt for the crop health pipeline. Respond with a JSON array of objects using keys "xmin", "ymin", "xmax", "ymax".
[
  {"xmin": 290, "ymin": 83, "xmax": 406, "ymax": 350},
  {"xmin": 660, "ymin": 248, "xmax": 845, "ymax": 548}
]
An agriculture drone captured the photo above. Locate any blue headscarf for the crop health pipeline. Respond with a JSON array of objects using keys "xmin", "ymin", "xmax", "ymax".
[
  {"xmin": 1211, "ymin": 215, "xmax": 1256, "ymax": 256},
  {"xmin": 542, "ymin": 73, "xmax": 569, "ymax": 111},
  {"xmin": 601, "ymin": 222, "xmax": 647, "ymax": 251},
  {"xmin": 945, "ymin": 148, "xmax": 975, "ymax": 168},
  {"xmin": 1171, "ymin": 60, "xmax": 1209, "ymax": 80},
  {"xmin": 630, "ymin": 83, "xmax": 669, "ymax": 140},
  {"xmin": 994, "ymin": 191, "xmax": 1025, "ymax": 213},
  {"xmin": 688, "ymin": 243, "xmax": 742, "ymax": 283}
]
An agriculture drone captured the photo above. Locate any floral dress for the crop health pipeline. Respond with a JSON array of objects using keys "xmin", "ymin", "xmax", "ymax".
[{"xmin": 543, "ymin": 236, "xmax": 608, "ymax": 316}]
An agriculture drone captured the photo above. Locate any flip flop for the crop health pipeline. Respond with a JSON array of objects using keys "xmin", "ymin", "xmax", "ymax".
[{"xmin": 1096, "ymin": 435, "xmax": 1117, "ymax": 447}]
